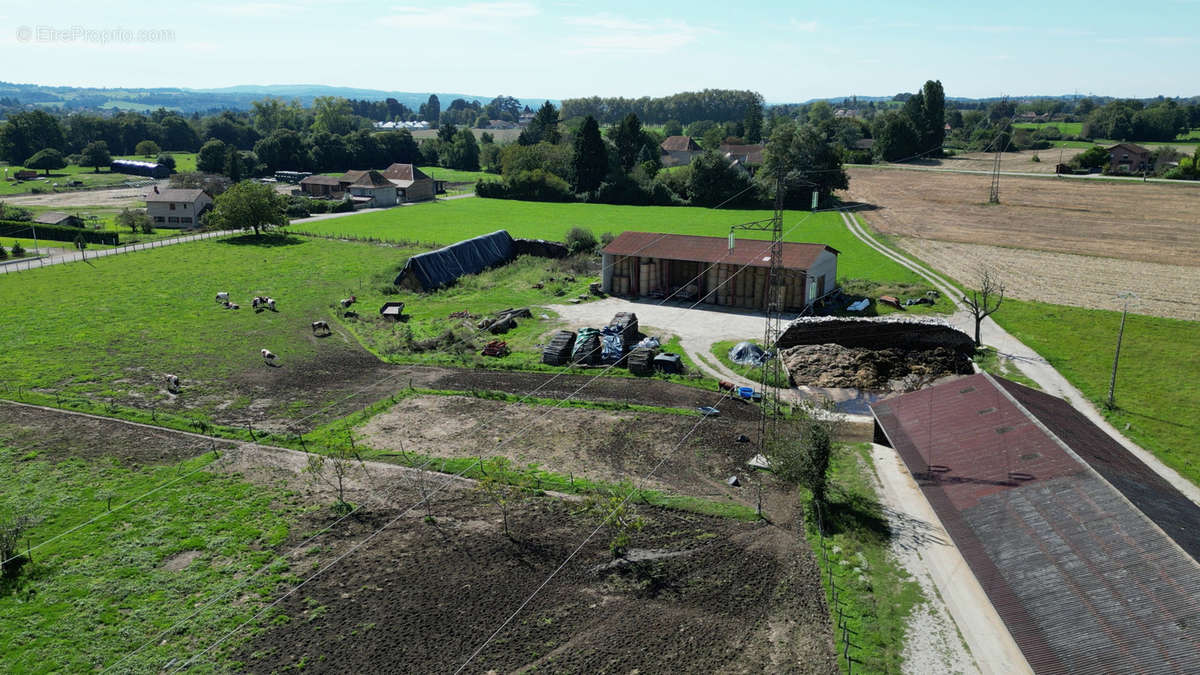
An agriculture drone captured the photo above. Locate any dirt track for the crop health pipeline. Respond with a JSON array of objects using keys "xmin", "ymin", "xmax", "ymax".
[
  {"xmin": 845, "ymin": 167, "xmax": 1200, "ymax": 266},
  {"xmin": 897, "ymin": 238, "xmax": 1200, "ymax": 321},
  {"xmin": 886, "ymin": 147, "xmax": 1083, "ymax": 174}
]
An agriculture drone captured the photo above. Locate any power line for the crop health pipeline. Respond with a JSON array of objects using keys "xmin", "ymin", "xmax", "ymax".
[{"xmin": 453, "ymin": 387, "xmax": 737, "ymax": 674}]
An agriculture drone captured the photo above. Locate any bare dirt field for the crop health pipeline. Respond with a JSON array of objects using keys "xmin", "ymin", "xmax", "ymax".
[
  {"xmin": 360, "ymin": 394, "xmax": 761, "ymax": 497},
  {"xmin": 896, "ymin": 238, "xmax": 1200, "ymax": 321},
  {"xmin": 0, "ymin": 400, "xmax": 234, "ymax": 465},
  {"xmin": 844, "ymin": 167, "xmax": 1200, "ymax": 267},
  {"xmin": 887, "ymin": 147, "xmax": 1083, "ymax": 174},
  {"xmin": 233, "ymin": 490, "xmax": 836, "ymax": 674}
]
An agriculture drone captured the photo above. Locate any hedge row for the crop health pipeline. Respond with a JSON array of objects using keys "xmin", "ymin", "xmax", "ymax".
[{"xmin": 0, "ymin": 220, "xmax": 119, "ymax": 245}]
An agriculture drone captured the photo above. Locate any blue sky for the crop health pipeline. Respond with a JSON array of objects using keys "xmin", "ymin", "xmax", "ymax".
[{"xmin": 1, "ymin": 0, "xmax": 1196, "ymax": 101}]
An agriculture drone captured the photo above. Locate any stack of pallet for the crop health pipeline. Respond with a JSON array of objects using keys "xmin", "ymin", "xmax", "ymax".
[
  {"xmin": 610, "ymin": 312, "xmax": 639, "ymax": 349},
  {"xmin": 626, "ymin": 347, "xmax": 656, "ymax": 375},
  {"xmin": 572, "ymin": 328, "xmax": 602, "ymax": 365},
  {"xmin": 541, "ymin": 330, "xmax": 576, "ymax": 366},
  {"xmin": 482, "ymin": 340, "xmax": 510, "ymax": 357}
]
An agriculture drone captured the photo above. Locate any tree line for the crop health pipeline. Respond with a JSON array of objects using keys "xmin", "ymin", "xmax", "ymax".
[{"xmin": 561, "ymin": 89, "xmax": 764, "ymax": 125}]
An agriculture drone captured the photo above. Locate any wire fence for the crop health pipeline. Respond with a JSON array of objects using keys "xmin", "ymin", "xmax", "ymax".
[
  {"xmin": 0, "ymin": 229, "xmax": 236, "ymax": 275},
  {"xmin": 811, "ymin": 500, "xmax": 864, "ymax": 674}
]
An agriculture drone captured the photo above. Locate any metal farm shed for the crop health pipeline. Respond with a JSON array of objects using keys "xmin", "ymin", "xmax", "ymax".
[
  {"xmin": 871, "ymin": 373, "xmax": 1200, "ymax": 674},
  {"xmin": 600, "ymin": 231, "xmax": 839, "ymax": 311}
]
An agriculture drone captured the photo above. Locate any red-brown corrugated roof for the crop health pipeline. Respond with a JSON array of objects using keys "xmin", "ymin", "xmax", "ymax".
[{"xmin": 601, "ymin": 231, "xmax": 837, "ymax": 271}]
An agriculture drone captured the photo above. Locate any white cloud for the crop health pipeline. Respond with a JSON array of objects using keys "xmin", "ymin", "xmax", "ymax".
[
  {"xmin": 562, "ymin": 13, "xmax": 713, "ymax": 55},
  {"xmin": 383, "ymin": 2, "xmax": 539, "ymax": 30},
  {"xmin": 789, "ymin": 19, "xmax": 818, "ymax": 32}
]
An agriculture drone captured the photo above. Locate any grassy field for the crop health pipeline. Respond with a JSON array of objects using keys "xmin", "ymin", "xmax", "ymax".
[
  {"xmin": 0, "ymin": 234, "xmax": 412, "ymax": 421},
  {"xmin": 1013, "ymin": 121, "xmax": 1084, "ymax": 136},
  {"xmin": 0, "ymin": 443, "xmax": 301, "ymax": 673},
  {"xmin": 993, "ymin": 299, "xmax": 1199, "ymax": 486},
  {"xmin": 293, "ymin": 198, "xmax": 955, "ymax": 312},
  {"xmin": 416, "ymin": 166, "xmax": 492, "ymax": 183},
  {"xmin": 0, "ymin": 163, "xmax": 131, "ymax": 196}
]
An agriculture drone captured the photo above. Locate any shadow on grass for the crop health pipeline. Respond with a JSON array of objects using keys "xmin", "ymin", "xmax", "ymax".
[
  {"xmin": 820, "ymin": 485, "xmax": 891, "ymax": 545},
  {"xmin": 218, "ymin": 233, "xmax": 306, "ymax": 247}
]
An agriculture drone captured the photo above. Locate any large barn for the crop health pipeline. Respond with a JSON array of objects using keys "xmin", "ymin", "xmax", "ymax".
[
  {"xmin": 600, "ymin": 231, "xmax": 838, "ymax": 311},
  {"xmin": 871, "ymin": 373, "xmax": 1200, "ymax": 674}
]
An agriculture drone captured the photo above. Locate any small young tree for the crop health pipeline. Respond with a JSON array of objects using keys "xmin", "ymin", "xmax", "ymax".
[
  {"xmin": 25, "ymin": 148, "xmax": 66, "ymax": 176},
  {"xmin": 579, "ymin": 485, "xmax": 645, "ymax": 558},
  {"xmin": 10, "ymin": 241, "xmax": 26, "ymax": 258},
  {"xmin": 474, "ymin": 458, "xmax": 527, "ymax": 539},
  {"xmin": 115, "ymin": 207, "xmax": 151, "ymax": 233},
  {"xmin": 156, "ymin": 153, "xmax": 176, "ymax": 172},
  {"xmin": 962, "ymin": 266, "xmax": 1005, "ymax": 346},
  {"xmin": 564, "ymin": 226, "xmax": 598, "ymax": 256},
  {"xmin": 1, "ymin": 508, "xmax": 40, "ymax": 580},
  {"xmin": 135, "ymin": 140, "xmax": 161, "ymax": 157},
  {"xmin": 766, "ymin": 398, "xmax": 841, "ymax": 526},
  {"xmin": 304, "ymin": 444, "xmax": 365, "ymax": 515}
]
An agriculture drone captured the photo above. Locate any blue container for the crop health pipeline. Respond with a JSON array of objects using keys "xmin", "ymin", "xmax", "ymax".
[{"xmin": 738, "ymin": 386, "xmax": 754, "ymax": 399}]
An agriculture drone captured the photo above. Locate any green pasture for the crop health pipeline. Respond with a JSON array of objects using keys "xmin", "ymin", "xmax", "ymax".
[
  {"xmin": 1013, "ymin": 121, "xmax": 1084, "ymax": 136},
  {"xmin": 417, "ymin": 166, "xmax": 492, "ymax": 183},
  {"xmin": 994, "ymin": 300, "xmax": 1200, "ymax": 487},
  {"xmin": 0, "ymin": 234, "xmax": 413, "ymax": 421},
  {"xmin": 0, "ymin": 163, "xmax": 130, "ymax": 196},
  {"xmin": 0, "ymin": 443, "xmax": 301, "ymax": 673}
]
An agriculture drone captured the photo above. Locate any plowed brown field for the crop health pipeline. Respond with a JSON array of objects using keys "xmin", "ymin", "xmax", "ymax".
[{"xmin": 844, "ymin": 168, "xmax": 1200, "ymax": 267}]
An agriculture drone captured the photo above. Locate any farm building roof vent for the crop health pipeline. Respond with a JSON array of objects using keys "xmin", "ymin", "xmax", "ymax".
[
  {"xmin": 978, "ymin": 407, "xmax": 996, "ymax": 415},
  {"xmin": 994, "ymin": 425, "xmax": 1014, "ymax": 435},
  {"xmin": 959, "ymin": 386, "xmax": 976, "ymax": 394}
]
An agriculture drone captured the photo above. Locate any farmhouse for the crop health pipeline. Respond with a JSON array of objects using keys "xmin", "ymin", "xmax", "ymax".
[
  {"xmin": 871, "ymin": 373, "xmax": 1200, "ymax": 674},
  {"xmin": 33, "ymin": 211, "xmax": 83, "ymax": 227},
  {"xmin": 144, "ymin": 188, "xmax": 213, "ymax": 227},
  {"xmin": 660, "ymin": 135, "xmax": 702, "ymax": 166},
  {"xmin": 343, "ymin": 170, "xmax": 398, "ymax": 208},
  {"xmin": 1107, "ymin": 142, "xmax": 1151, "ymax": 174},
  {"xmin": 720, "ymin": 143, "xmax": 765, "ymax": 174},
  {"xmin": 381, "ymin": 163, "xmax": 435, "ymax": 202},
  {"xmin": 600, "ymin": 232, "xmax": 839, "ymax": 311}
]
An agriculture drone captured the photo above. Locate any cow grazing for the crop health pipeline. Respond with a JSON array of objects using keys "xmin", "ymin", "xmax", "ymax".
[
  {"xmin": 227, "ymin": 302, "xmax": 240, "ymax": 310},
  {"xmin": 311, "ymin": 320, "xmax": 330, "ymax": 335},
  {"xmin": 267, "ymin": 298, "xmax": 276, "ymax": 311},
  {"xmin": 261, "ymin": 349, "xmax": 277, "ymax": 364},
  {"xmin": 340, "ymin": 295, "xmax": 357, "ymax": 308},
  {"xmin": 165, "ymin": 374, "xmax": 180, "ymax": 390},
  {"xmin": 216, "ymin": 292, "xmax": 229, "ymax": 303}
]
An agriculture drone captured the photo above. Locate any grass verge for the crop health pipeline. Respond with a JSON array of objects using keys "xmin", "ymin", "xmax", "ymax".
[
  {"xmin": 803, "ymin": 442, "xmax": 923, "ymax": 674},
  {"xmin": 710, "ymin": 339, "xmax": 790, "ymax": 388},
  {"xmin": 993, "ymin": 299, "xmax": 1199, "ymax": 485}
]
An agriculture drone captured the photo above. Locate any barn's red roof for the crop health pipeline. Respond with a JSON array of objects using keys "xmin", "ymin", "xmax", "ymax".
[
  {"xmin": 601, "ymin": 231, "xmax": 837, "ymax": 271},
  {"xmin": 871, "ymin": 373, "xmax": 1200, "ymax": 674}
]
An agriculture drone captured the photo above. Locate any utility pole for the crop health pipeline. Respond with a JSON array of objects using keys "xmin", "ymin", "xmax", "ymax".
[{"xmin": 1106, "ymin": 291, "xmax": 1136, "ymax": 409}]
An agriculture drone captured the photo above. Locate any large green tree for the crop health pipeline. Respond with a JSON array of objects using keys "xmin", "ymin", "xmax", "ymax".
[
  {"xmin": 920, "ymin": 80, "xmax": 946, "ymax": 153},
  {"xmin": 79, "ymin": 141, "xmax": 112, "ymax": 173},
  {"xmin": 311, "ymin": 96, "xmax": 356, "ymax": 135},
  {"xmin": 762, "ymin": 120, "xmax": 848, "ymax": 206},
  {"xmin": 743, "ymin": 101, "xmax": 763, "ymax": 144},
  {"xmin": 687, "ymin": 150, "xmax": 755, "ymax": 207},
  {"xmin": 25, "ymin": 148, "xmax": 66, "ymax": 175},
  {"xmin": 253, "ymin": 129, "xmax": 307, "ymax": 172},
  {"xmin": 206, "ymin": 180, "xmax": 288, "ymax": 235},
  {"xmin": 442, "ymin": 128, "xmax": 480, "ymax": 171},
  {"xmin": 519, "ymin": 101, "xmax": 561, "ymax": 146},
  {"xmin": 872, "ymin": 111, "xmax": 921, "ymax": 161},
  {"xmin": 0, "ymin": 110, "xmax": 65, "ymax": 164},
  {"xmin": 613, "ymin": 113, "xmax": 644, "ymax": 172},
  {"xmin": 420, "ymin": 94, "xmax": 441, "ymax": 124},
  {"xmin": 570, "ymin": 116, "xmax": 607, "ymax": 193},
  {"xmin": 197, "ymin": 139, "xmax": 229, "ymax": 173}
]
